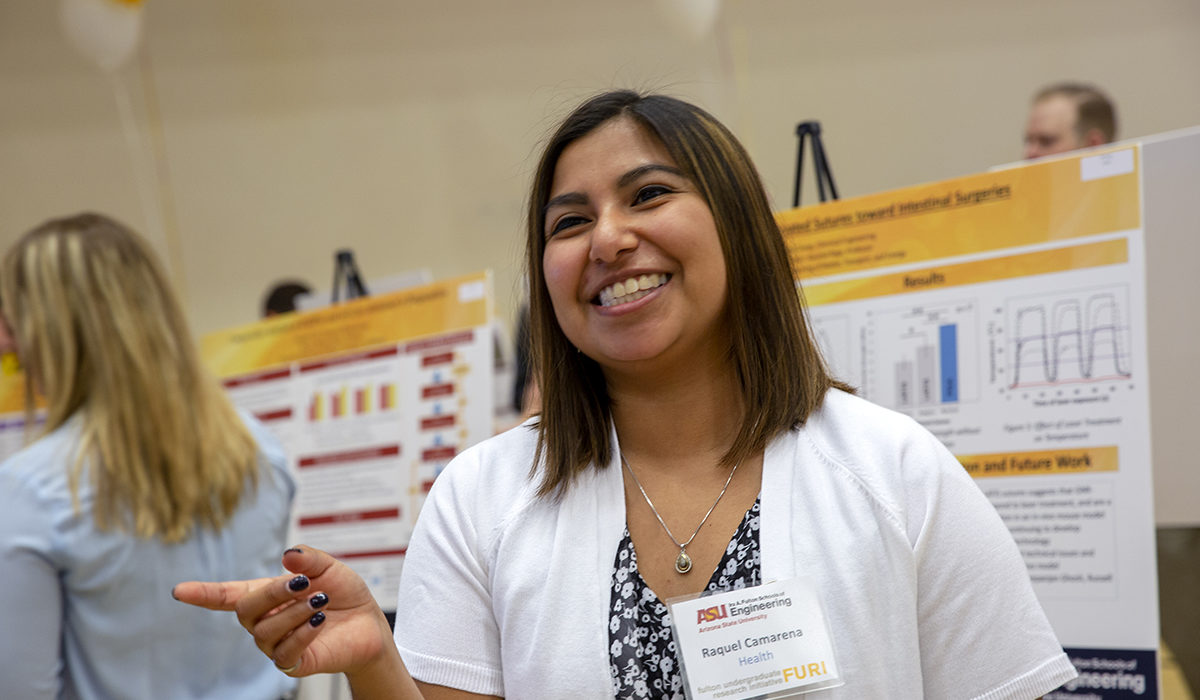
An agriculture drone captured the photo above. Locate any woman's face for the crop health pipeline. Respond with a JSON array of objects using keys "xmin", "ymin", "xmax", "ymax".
[{"xmin": 541, "ymin": 116, "xmax": 730, "ymax": 376}]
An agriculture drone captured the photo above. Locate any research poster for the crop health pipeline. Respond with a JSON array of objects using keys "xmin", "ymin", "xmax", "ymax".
[
  {"xmin": 778, "ymin": 147, "xmax": 1159, "ymax": 698},
  {"xmin": 202, "ymin": 272, "xmax": 495, "ymax": 608}
]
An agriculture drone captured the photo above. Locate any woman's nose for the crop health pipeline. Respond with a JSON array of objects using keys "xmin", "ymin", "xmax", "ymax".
[{"xmin": 589, "ymin": 210, "xmax": 638, "ymax": 264}]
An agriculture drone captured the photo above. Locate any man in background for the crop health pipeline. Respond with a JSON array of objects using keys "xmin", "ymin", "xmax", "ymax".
[{"xmin": 1023, "ymin": 82, "xmax": 1117, "ymax": 159}]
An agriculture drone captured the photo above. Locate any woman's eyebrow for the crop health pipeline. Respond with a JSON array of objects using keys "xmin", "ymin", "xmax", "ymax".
[
  {"xmin": 617, "ymin": 163, "xmax": 684, "ymax": 189},
  {"xmin": 544, "ymin": 191, "xmax": 588, "ymax": 213},
  {"xmin": 544, "ymin": 163, "xmax": 686, "ymax": 214}
]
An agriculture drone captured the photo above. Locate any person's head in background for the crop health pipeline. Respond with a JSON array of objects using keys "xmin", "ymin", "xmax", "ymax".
[
  {"xmin": 1023, "ymin": 82, "xmax": 1117, "ymax": 159},
  {"xmin": 262, "ymin": 280, "xmax": 312, "ymax": 317},
  {"xmin": 0, "ymin": 212, "xmax": 258, "ymax": 541}
]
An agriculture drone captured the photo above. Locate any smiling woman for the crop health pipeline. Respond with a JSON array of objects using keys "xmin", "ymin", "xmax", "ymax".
[
  {"xmin": 527, "ymin": 92, "xmax": 842, "ymax": 504},
  {"xmin": 175, "ymin": 90, "xmax": 1078, "ymax": 700},
  {"xmin": 541, "ymin": 116, "xmax": 730, "ymax": 388}
]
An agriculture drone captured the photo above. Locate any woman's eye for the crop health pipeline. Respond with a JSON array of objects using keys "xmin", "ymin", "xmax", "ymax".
[
  {"xmin": 633, "ymin": 185, "xmax": 671, "ymax": 205},
  {"xmin": 549, "ymin": 215, "xmax": 588, "ymax": 237}
]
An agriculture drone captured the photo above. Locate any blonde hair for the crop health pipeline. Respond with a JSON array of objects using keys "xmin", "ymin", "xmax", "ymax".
[{"xmin": 0, "ymin": 213, "xmax": 259, "ymax": 543}]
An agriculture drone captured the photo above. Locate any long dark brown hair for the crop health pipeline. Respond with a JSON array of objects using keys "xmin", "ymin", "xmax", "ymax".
[{"xmin": 526, "ymin": 90, "xmax": 850, "ymax": 497}]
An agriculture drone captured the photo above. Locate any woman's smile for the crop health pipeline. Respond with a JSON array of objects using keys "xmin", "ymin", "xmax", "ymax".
[{"xmin": 594, "ymin": 272, "xmax": 670, "ymax": 308}]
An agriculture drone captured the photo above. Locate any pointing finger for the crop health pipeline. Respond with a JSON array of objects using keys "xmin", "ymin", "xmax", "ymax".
[{"xmin": 172, "ymin": 577, "xmax": 276, "ymax": 611}]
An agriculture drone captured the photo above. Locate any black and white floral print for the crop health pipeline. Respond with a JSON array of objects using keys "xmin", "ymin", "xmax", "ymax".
[{"xmin": 609, "ymin": 497, "xmax": 762, "ymax": 699}]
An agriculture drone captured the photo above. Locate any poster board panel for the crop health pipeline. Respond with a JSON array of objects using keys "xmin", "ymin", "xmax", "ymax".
[
  {"xmin": 779, "ymin": 147, "xmax": 1159, "ymax": 698},
  {"xmin": 203, "ymin": 271, "xmax": 495, "ymax": 609}
]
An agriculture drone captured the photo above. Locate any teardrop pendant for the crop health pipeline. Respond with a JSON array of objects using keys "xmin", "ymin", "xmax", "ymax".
[{"xmin": 675, "ymin": 549, "xmax": 693, "ymax": 574}]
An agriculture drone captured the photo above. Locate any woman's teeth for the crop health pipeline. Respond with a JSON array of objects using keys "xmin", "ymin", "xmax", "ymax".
[{"xmin": 597, "ymin": 273, "xmax": 669, "ymax": 307}]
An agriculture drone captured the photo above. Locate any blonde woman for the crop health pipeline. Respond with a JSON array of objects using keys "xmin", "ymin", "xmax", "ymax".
[{"xmin": 0, "ymin": 213, "xmax": 297, "ymax": 699}]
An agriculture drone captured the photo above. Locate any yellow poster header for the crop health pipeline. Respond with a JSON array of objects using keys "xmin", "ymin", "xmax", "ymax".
[
  {"xmin": 958, "ymin": 446, "xmax": 1119, "ymax": 478},
  {"xmin": 803, "ymin": 238, "xmax": 1128, "ymax": 306},
  {"xmin": 777, "ymin": 146, "xmax": 1140, "ymax": 281},
  {"xmin": 202, "ymin": 272, "xmax": 492, "ymax": 378}
]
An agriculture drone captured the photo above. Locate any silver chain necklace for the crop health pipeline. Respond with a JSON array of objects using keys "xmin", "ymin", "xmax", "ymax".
[{"xmin": 620, "ymin": 451, "xmax": 742, "ymax": 574}]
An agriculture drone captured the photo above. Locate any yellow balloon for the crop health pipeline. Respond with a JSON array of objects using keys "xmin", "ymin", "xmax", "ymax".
[
  {"xmin": 60, "ymin": 0, "xmax": 145, "ymax": 72},
  {"xmin": 654, "ymin": 0, "xmax": 721, "ymax": 42}
]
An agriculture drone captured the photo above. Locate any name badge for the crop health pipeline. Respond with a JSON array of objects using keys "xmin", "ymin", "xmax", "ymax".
[{"xmin": 668, "ymin": 578, "xmax": 843, "ymax": 699}]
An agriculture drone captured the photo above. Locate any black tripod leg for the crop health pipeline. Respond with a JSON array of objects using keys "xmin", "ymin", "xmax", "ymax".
[
  {"xmin": 793, "ymin": 132, "xmax": 807, "ymax": 208},
  {"xmin": 813, "ymin": 135, "xmax": 839, "ymax": 201},
  {"xmin": 331, "ymin": 259, "xmax": 343, "ymax": 304}
]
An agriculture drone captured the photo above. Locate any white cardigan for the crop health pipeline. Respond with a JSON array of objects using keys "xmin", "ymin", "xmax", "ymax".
[{"xmin": 394, "ymin": 389, "xmax": 1076, "ymax": 698}]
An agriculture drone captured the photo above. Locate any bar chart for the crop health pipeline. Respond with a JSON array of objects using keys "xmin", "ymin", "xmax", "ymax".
[{"xmin": 864, "ymin": 300, "xmax": 980, "ymax": 411}]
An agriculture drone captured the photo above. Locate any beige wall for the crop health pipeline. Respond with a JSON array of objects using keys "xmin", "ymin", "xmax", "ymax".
[{"xmin": 3, "ymin": 0, "xmax": 1198, "ymax": 337}]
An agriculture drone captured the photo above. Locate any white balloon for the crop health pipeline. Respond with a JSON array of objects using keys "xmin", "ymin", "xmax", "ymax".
[
  {"xmin": 60, "ymin": 0, "xmax": 144, "ymax": 72},
  {"xmin": 655, "ymin": 0, "xmax": 722, "ymax": 42}
]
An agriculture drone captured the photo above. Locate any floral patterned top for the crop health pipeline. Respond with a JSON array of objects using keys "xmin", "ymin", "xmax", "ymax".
[{"xmin": 608, "ymin": 497, "xmax": 762, "ymax": 699}]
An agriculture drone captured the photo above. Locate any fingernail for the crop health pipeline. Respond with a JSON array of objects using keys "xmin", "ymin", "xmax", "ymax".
[
  {"xmin": 170, "ymin": 585, "xmax": 178, "ymax": 601},
  {"xmin": 308, "ymin": 593, "xmax": 329, "ymax": 610},
  {"xmin": 288, "ymin": 575, "xmax": 310, "ymax": 592},
  {"xmin": 284, "ymin": 547, "xmax": 303, "ymax": 555},
  {"xmin": 309, "ymin": 611, "xmax": 326, "ymax": 627}
]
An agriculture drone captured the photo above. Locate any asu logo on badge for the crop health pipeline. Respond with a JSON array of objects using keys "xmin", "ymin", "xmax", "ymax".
[{"xmin": 696, "ymin": 605, "xmax": 729, "ymax": 624}]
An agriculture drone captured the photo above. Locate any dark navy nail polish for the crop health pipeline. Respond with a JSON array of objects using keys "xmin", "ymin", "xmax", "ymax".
[
  {"xmin": 309, "ymin": 611, "xmax": 326, "ymax": 627},
  {"xmin": 170, "ymin": 586, "xmax": 179, "ymax": 601},
  {"xmin": 308, "ymin": 593, "xmax": 329, "ymax": 610},
  {"xmin": 288, "ymin": 575, "xmax": 310, "ymax": 592},
  {"xmin": 284, "ymin": 547, "xmax": 303, "ymax": 555}
]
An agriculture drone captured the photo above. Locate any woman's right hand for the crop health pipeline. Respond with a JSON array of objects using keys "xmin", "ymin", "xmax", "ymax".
[{"xmin": 172, "ymin": 545, "xmax": 396, "ymax": 679}]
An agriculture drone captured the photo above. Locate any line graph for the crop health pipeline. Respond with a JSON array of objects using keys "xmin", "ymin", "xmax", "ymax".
[{"xmin": 1007, "ymin": 285, "xmax": 1132, "ymax": 389}]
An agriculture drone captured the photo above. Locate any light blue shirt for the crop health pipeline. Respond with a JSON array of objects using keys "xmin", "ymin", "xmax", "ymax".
[{"xmin": 0, "ymin": 412, "xmax": 297, "ymax": 699}]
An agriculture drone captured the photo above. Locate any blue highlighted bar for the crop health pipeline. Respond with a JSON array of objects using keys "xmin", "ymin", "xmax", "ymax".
[{"xmin": 939, "ymin": 324, "xmax": 958, "ymax": 403}]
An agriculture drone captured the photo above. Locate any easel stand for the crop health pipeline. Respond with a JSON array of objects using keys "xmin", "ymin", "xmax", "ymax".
[
  {"xmin": 331, "ymin": 249, "xmax": 369, "ymax": 303},
  {"xmin": 793, "ymin": 121, "xmax": 839, "ymax": 207}
]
